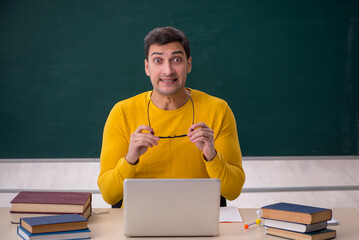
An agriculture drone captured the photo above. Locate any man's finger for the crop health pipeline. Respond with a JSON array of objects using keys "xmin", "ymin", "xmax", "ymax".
[
  {"xmin": 136, "ymin": 134, "xmax": 159, "ymax": 146},
  {"xmin": 189, "ymin": 132, "xmax": 213, "ymax": 142},
  {"xmin": 188, "ymin": 127, "xmax": 213, "ymax": 138},
  {"xmin": 134, "ymin": 125, "xmax": 155, "ymax": 135},
  {"xmin": 188, "ymin": 122, "xmax": 209, "ymax": 132},
  {"xmin": 132, "ymin": 132, "xmax": 160, "ymax": 144}
]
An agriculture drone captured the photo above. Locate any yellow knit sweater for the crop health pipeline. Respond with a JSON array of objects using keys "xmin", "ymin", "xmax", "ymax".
[{"xmin": 98, "ymin": 89, "xmax": 245, "ymax": 205}]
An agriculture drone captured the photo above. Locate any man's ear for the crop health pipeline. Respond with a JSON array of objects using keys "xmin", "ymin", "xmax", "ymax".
[
  {"xmin": 144, "ymin": 59, "xmax": 150, "ymax": 76},
  {"xmin": 187, "ymin": 57, "xmax": 192, "ymax": 74}
]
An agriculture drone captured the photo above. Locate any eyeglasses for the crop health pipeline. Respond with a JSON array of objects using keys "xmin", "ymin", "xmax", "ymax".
[{"xmin": 147, "ymin": 96, "xmax": 194, "ymax": 139}]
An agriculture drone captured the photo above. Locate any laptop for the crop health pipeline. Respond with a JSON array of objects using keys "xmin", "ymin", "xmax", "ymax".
[{"xmin": 123, "ymin": 178, "xmax": 221, "ymax": 237}]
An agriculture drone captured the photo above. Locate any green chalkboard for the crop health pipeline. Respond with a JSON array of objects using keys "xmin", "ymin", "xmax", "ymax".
[{"xmin": 0, "ymin": 0, "xmax": 358, "ymax": 158}]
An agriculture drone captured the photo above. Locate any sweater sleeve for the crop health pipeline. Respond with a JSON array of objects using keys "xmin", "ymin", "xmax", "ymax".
[
  {"xmin": 97, "ymin": 104, "xmax": 136, "ymax": 205},
  {"xmin": 204, "ymin": 103, "xmax": 245, "ymax": 201}
]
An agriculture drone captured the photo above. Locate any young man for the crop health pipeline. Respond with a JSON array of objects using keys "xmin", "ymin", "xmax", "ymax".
[{"xmin": 98, "ymin": 26, "xmax": 245, "ymax": 206}]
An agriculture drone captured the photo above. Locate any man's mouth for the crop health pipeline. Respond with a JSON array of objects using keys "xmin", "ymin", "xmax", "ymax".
[{"xmin": 160, "ymin": 78, "xmax": 177, "ymax": 83}]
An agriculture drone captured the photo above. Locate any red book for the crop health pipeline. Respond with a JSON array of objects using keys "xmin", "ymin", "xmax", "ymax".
[
  {"xmin": 10, "ymin": 204, "xmax": 92, "ymax": 224},
  {"xmin": 10, "ymin": 191, "xmax": 92, "ymax": 214}
]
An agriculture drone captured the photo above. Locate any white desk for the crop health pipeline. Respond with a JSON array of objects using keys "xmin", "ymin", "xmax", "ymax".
[{"xmin": 1, "ymin": 207, "xmax": 358, "ymax": 239}]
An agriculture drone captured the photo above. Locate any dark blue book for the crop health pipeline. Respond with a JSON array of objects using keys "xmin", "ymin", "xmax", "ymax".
[
  {"xmin": 17, "ymin": 226, "xmax": 91, "ymax": 240},
  {"xmin": 20, "ymin": 214, "xmax": 88, "ymax": 234},
  {"xmin": 261, "ymin": 202, "xmax": 332, "ymax": 224},
  {"xmin": 267, "ymin": 227, "xmax": 336, "ymax": 240}
]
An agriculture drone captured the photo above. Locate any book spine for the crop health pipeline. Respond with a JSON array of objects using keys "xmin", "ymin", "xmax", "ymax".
[{"xmin": 17, "ymin": 226, "xmax": 29, "ymax": 240}]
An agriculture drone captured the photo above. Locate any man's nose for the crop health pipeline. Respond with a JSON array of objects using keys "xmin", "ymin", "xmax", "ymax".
[{"xmin": 162, "ymin": 60, "xmax": 175, "ymax": 75}]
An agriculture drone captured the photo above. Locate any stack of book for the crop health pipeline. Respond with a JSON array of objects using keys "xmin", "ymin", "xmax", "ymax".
[
  {"xmin": 17, "ymin": 214, "xmax": 91, "ymax": 240},
  {"xmin": 10, "ymin": 191, "xmax": 92, "ymax": 224},
  {"xmin": 261, "ymin": 202, "xmax": 336, "ymax": 240}
]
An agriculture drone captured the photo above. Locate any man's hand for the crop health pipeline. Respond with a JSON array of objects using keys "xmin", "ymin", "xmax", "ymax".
[
  {"xmin": 187, "ymin": 122, "xmax": 216, "ymax": 161},
  {"xmin": 125, "ymin": 125, "xmax": 160, "ymax": 165}
]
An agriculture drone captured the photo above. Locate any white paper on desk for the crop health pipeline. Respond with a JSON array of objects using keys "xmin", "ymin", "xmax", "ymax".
[{"xmin": 219, "ymin": 207, "xmax": 243, "ymax": 222}]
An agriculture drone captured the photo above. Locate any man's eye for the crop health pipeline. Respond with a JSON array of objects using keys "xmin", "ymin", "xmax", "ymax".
[
  {"xmin": 154, "ymin": 59, "xmax": 162, "ymax": 64},
  {"xmin": 173, "ymin": 57, "xmax": 181, "ymax": 63}
]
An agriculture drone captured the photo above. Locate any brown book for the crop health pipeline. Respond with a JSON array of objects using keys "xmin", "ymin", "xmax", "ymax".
[
  {"xmin": 11, "ymin": 204, "xmax": 92, "ymax": 224},
  {"xmin": 267, "ymin": 227, "xmax": 336, "ymax": 240},
  {"xmin": 20, "ymin": 214, "xmax": 88, "ymax": 234},
  {"xmin": 10, "ymin": 191, "xmax": 91, "ymax": 214},
  {"xmin": 261, "ymin": 202, "xmax": 332, "ymax": 224}
]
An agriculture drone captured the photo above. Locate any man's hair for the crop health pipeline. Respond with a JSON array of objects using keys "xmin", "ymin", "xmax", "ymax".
[{"xmin": 144, "ymin": 26, "xmax": 190, "ymax": 60}]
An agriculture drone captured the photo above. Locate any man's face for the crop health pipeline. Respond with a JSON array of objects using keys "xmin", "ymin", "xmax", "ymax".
[{"xmin": 145, "ymin": 41, "xmax": 192, "ymax": 97}]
